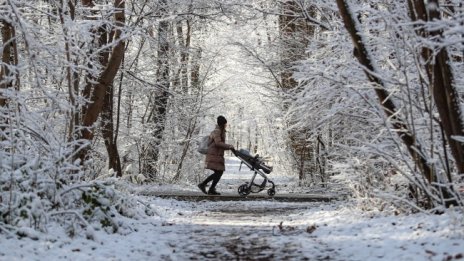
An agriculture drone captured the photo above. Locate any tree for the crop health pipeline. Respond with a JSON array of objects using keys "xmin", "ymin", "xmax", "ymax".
[
  {"xmin": 78, "ymin": 0, "xmax": 126, "ymax": 177},
  {"xmin": 336, "ymin": 0, "xmax": 458, "ymax": 207},
  {"xmin": 141, "ymin": 0, "xmax": 170, "ymax": 177},
  {"xmin": 279, "ymin": 0, "xmax": 318, "ymax": 182},
  {"xmin": 407, "ymin": 0, "xmax": 464, "ymax": 175},
  {"xmin": 0, "ymin": 18, "xmax": 19, "ymax": 107}
]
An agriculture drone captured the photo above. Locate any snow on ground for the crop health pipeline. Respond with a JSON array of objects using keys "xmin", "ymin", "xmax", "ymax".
[
  {"xmin": 1, "ymin": 196, "xmax": 463, "ymax": 260},
  {"xmin": 1, "ymin": 157, "xmax": 463, "ymax": 260}
]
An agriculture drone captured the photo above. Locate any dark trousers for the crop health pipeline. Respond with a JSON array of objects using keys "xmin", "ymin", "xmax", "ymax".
[{"xmin": 201, "ymin": 170, "xmax": 224, "ymax": 190}]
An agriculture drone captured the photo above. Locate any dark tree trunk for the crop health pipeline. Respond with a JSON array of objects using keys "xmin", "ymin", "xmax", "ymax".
[
  {"xmin": 79, "ymin": 0, "xmax": 125, "ymax": 168},
  {"xmin": 191, "ymin": 48, "xmax": 202, "ymax": 93},
  {"xmin": 0, "ymin": 20, "xmax": 19, "ymax": 107},
  {"xmin": 408, "ymin": 0, "xmax": 464, "ymax": 175},
  {"xmin": 99, "ymin": 5, "xmax": 123, "ymax": 177},
  {"xmin": 172, "ymin": 18, "xmax": 195, "ymax": 181},
  {"xmin": 102, "ymin": 81, "xmax": 122, "ymax": 176},
  {"xmin": 279, "ymin": 0, "xmax": 299, "ymax": 90},
  {"xmin": 58, "ymin": 1, "xmax": 80, "ymax": 142},
  {"xmin": 0, "ymin": 19, "xmax": 19, "ymax": 142},
  {"xmin": 172, "ymin": 119, "xmax": 196, "ymax": 182},
  {"xmin": 175, "ymin": 20, "xmax": 190, "ymax": 93},
  {"xmin": 279, "ymin": 1, "xmax": 319, "ymax": 181},
  {"xmin": 317, "ymin": 134, "xmax": 326, "ymax": 186},
  {"xmin": 142, "ymin": 0, "xmax": 170, "ymax": 177}
]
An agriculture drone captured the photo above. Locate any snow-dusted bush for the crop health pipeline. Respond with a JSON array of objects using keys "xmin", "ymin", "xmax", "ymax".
[
  {"xmin": 0, "ymin": 105, "xmax": 150, "ymax": 238},
  {"xmin": 57, "ymin": 180, "xmax": 149, "ymax": 237}
]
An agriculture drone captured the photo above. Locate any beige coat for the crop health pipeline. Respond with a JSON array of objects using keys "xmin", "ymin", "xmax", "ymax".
[{"xmin": 205, "ymin": 126, "xmax": 232, "ymax": 171}]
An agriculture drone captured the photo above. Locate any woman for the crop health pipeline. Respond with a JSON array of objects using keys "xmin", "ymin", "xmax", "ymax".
[{"xmin": 198, "ymin": 116, "xmax": 234, "ymax": 195}]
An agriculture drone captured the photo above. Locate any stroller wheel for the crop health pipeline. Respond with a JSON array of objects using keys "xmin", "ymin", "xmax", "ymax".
[
  {"xmin": 238, "ymin": 184, "xmax": 250, "ymax": 196},
  {"xmin": 267, "ymin": 188, "xmax": 276, "ymax": 197}
]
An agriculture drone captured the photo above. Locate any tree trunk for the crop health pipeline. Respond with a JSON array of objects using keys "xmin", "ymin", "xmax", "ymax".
[
  {"xmin": 93, "ymin": 15, "xmax": 123, "ymax": 177},
  {"xmin": 142, "ymin": 0, "xmax": 170, "ymax": 177},
  {"xmin": 279, "ymin": 1, "xmax": 318, "ymax": 181},
  {"xmin": 408, "ymin": 0, "xmax": 464, "ymax": 175},
  {"xmin": 0, "ymin": 19, "xmax": 19, "ymax": 107},
  {"xmin": 172, "ymin": 119, "xmax": 196, "ymax": 182},
  {"xmin": 279, "ymin": 0, "xmax": 299, "ymax": 90},
  {"xmin": 102, "ymin": 80, "xmax": 122, "ymax": 176},
  {"xmin": 58, "ymin": 1, "xmax": 80, "ymax": 142},
  {"xmin": 317, "ymin": 134, "xmax": 326, "ymax": 186},
  {"xmin": 0, "ymin": 18, "xmax": 19, "ymax": 142},
  {"xmin": 190, "ymin": 48, "xmax": 202, "ymax": 93},
  {"xmin": 171, "ymin": 18, "xmax": 195, "ymax": 181},
  {"xmin": 175, "ymin": 20, "xmax": 190, "ymax": 93},
  {"xmin": 336, "ymin": 0, "xmax": 458, "ymax": 207},
  {"xmin": 79, "ymin": 0, "xmax": 125, "ymax": 165},
  {"xmin": 182, "ymin": 20, "xmax": 191, "ymax": 93}
]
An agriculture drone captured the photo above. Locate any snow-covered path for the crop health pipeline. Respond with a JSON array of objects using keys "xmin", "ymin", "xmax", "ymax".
[
  {"xmin": 1, "ymin": 157, "xmax": 463, "ymax": 260},
  {"xmin": 2, "ymin": 195, "xmax": 463, "ymax": 261},
  {"xmin": 153, "ymin": 200, "xmax": 335, "ymax": 260},
  {"xmin": 140, "ymin": 199, "xmax": 464, "ymax": 261}
]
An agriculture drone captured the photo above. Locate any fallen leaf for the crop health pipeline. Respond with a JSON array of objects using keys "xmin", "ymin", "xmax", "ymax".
[{"xmin": 306, "ymin": 225, "xmax": 317, "ymax": 234}]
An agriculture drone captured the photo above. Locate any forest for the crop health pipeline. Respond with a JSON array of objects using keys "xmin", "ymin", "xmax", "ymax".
[{"xmin": 0, "ymin": 0, "xmax": 463, "ymax": 258}]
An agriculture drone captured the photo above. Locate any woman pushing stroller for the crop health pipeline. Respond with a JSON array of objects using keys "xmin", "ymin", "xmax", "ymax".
[{"xmin": 198, "ymin": 116, "xmax": 234, "ymax": 195}]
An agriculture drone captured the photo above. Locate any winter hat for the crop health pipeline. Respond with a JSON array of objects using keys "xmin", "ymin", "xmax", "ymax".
[{"xmin": 217, "ymin": 115, "xmax": 227, "ymax": 126}]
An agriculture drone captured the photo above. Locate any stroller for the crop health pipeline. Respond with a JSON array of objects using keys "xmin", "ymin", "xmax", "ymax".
[{"xmin": 232, "ymin": 149, "xmax": 276, "ymax": 197}]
